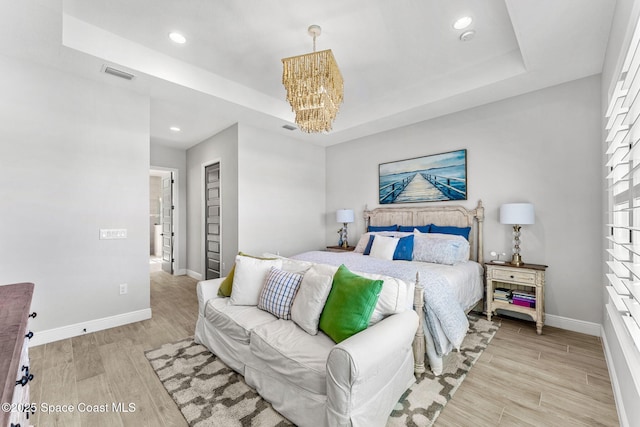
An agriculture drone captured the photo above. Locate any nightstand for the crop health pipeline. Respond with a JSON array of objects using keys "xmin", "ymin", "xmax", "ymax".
[
  {"xmin": 485, "ymin": 261, "xmax": 548, "ymax": 334},
  {"xmin": 326, "ymin": 246, "xmax": 355, "ymax": 252}
]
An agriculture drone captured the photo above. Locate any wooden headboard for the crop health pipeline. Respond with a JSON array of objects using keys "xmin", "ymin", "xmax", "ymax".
[{"xmin": 363, "ymin": 200, "xmax": 485, "ymax": 263}]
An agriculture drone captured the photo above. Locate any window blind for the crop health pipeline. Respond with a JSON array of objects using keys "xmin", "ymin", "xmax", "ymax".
[{"xmin": 606, "ymin": 16, "xmax": 640, "ymax": 356}]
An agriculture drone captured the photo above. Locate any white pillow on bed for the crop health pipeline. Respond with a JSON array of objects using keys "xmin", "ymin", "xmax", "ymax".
[
  {"xmin": 412, "ymin": 232, "xmax": 470, "ymax": 265},
  {"xmin": 369, "ymin": 235, "xmax": 399, "ymax": 260},
  {"xmin": 353, "ymin": 231, "xmax": 413, "ymax": 253}
]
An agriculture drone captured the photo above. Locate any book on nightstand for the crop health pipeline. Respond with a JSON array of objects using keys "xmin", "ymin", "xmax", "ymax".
[
  {"xmin": 493, "ymin": 287, "xmax": 512, "ymax": 302},
  {"xmin": 512, "ymin": 298, "xmax": 536, "ymax": 308},
  {"xmin": 511, "ymin": 290, "xmax": 536, "ymax": 308}
]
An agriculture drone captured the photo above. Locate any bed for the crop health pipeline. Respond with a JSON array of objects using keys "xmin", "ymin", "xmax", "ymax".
[{"xmin": 292, "ymin": 200, "xmax": 485, "ymax": 375}]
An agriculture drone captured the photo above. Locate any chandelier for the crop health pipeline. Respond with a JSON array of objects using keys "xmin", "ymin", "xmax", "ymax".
[{"xmin": 282, "ymin": 25, "xmax": 344, "ymax": 133}]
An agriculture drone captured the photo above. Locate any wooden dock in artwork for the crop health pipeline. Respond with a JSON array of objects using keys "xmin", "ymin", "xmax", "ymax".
[{"xmin": 380, "ymin": 172, "xmax": 465, "ymax": 203}]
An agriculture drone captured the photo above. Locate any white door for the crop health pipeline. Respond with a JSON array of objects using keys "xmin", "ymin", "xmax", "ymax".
[{"xmin": 161, "ymin": 173, "xmax": 174, "ymax": 274}]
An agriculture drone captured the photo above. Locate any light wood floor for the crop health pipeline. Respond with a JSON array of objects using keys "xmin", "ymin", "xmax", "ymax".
[{"xmin": 28, "ymin": 272, "xmax": 619, "ymax": 426}]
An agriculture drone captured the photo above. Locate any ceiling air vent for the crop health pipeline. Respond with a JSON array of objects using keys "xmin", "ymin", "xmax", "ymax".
[
  {"xmin": 102, "ymin": 65, "xmax": 136, "ymax": 81},
  {"xmin": 282, "ymin": 124, "xmax": 296, "ymax": 131}
]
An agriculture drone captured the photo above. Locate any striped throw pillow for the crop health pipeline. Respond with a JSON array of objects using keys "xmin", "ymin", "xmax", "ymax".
[{"xmin": 258, "ymin": 267, "xmax": 303, "ymax": 320}]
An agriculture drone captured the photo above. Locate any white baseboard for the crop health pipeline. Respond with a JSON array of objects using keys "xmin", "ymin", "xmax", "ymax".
[
  {"xmin": 28, "ymin": 308, "xmax": 152, "ymax": 347},
  {"xmin": 601, "ymin": 323, "xmax": 629, "ymax": 427},
  {"xmin": 545, "ymin": 313, "xmax": 601, "ymax": 336},
  {"xmin": 175, "ymin": 268, "xmax": 188, "ymax": 276},
  {"xmin": 187, "ymin": 269, "xmax": 202, "ymax": 280}
]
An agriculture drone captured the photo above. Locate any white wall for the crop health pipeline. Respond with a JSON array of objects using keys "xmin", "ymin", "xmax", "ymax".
[
  {"xmin": 237, "ymin": 124, "xmax": 326, "ymax": 256},
  {"xmin": 0, "ymin": 53, "xmax": 151, "ymax": 338},
  {"xmin": 186, "ymin": 123, "xmax": 326, "ymax": 278},
  {"xmin": 326, "ymin": 75, "xmax": 602, "ymax": 325},
  {"xmin": 186, "ymin": 124, "xmax": 239, "ymax": 279},
  {"xmin": 601, "ymin": 0, "xmax": 640, "ymax": 425},
  {"xmin": 150, "ymin": 144, "xmax": 188, "ymax": 274}
]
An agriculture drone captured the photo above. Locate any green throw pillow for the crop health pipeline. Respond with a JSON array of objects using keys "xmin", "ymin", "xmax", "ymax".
[
  {"xmin": 217, "ymin": 264, "xmax": 236, "ymax": 297},
  {"xmin": 319, "ymin": 264, "xmax": 383, "ymax": 343},
  {"xmin": 217, "ymin": 252, "xmax": 277, "ymax": 297}
]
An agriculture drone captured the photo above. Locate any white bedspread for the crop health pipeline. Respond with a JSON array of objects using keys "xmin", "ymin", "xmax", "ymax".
[{"xmin": 291, "ymin": 251, "xmax": 484, "ymax": 357}]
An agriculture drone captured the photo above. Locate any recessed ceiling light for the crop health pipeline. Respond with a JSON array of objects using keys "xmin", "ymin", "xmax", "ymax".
[
  {"xmin": 168, "ymin": 32, "xmax": 186, "ymax": 44},
  {"xmin": 170, "ymin": 126, "xmax": 181, "ymax": 132},
  {"xmin": 453, "ymin": 16, "xmax": 473, "ymax": 30}
]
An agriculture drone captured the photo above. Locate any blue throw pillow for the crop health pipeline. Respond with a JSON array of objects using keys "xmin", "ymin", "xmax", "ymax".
[
  {"xmin": 430, "ymin": 225, "xmax": 471, "ymax": 240},
  {"xmin": 368, "ymin": 224, "xmax": 398, "ymax": 232},
  {"xmin": 398, "ymin": 225, "xmax": 431, "ymax": 233},
  {"xmin": 363, "ymin": 235, "xmax": 376, "ymax": 255},
  {"xmin": 393, "ymin": 235, "xmax": 414, "ymax": 261}
]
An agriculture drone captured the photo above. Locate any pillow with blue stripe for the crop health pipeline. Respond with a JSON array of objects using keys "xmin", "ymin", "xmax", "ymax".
[
  {"xmin": 393, "ymin": 235, "xmax": 414, "ymax": 261},
  {"xmin": 258, "ymin": 267, "xmax": 303, "ymax": 320},
  {"xmin": 364, "ymin": 234, "xmax": 414, "ymax": 261}
]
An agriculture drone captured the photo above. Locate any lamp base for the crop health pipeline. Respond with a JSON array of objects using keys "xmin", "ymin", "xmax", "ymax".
[
  {"xmin": 510, "ymin": 253, "xmax": 524, "ymax": 266},
  {"xmin": 341, "ymin": 223, "xmax": 349, "ymax": 248}
]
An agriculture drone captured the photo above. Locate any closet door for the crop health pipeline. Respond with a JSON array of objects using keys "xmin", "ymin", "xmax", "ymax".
[{"xmin": 205, "ymin": 163, "xmax": 221, "ymax": 280}]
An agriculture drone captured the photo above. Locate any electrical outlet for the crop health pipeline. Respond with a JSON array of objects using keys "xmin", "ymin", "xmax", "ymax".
[{"xmin": 119, "ymin": 283, "xmax": 127, "ymax": 295}]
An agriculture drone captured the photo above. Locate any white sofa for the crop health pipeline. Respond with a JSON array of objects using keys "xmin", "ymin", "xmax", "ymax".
[{"xmin": 194, "ymin": 259, "xmax": 419, "ymax": 427}]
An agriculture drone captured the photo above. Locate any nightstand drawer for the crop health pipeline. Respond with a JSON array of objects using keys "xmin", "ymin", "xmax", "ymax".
[{"xmin": 492, "ymin": 268, "xmax": 536, "ymax": 285}]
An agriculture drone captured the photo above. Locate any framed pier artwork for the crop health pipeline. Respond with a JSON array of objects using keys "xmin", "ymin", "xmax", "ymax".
[{"xmin": 379, "ymin": 149, "xmax": 467, "ymax": 204}]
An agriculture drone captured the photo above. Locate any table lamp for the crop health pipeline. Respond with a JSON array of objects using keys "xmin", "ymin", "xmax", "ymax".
[
  {"xmin": 336, "ymin": 209, "xmax": 354, "ymax": 248},
  {"xmin": 500, "ymin": 203, "xmax": 535, "ymax": 266}
]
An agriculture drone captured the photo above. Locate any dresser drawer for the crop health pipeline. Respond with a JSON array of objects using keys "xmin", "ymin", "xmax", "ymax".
[{"xmin": 491, "ymin": 268, "xmax": 536, "ymax": 285}]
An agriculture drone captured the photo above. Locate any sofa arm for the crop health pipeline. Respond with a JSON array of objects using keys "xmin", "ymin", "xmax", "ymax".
[
  {"xmin": 325, "ymin": 310, "xmax": 419, "ymax": 425},
  {"xmin": 197, "ymin": 278, "xmax": 225, "ymax": 317}
]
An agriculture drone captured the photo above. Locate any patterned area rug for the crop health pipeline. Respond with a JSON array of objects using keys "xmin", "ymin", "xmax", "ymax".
[{"xmin": 145, "ymin": 314, "xmax": 498, "ymax": 427}]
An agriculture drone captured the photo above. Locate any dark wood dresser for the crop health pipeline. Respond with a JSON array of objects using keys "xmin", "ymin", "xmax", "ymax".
[{"xmin": 0, "ymin": 283, "xmax": 35, "ymax": 427}]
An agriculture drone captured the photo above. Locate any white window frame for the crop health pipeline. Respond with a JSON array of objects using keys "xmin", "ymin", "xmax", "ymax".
[{"xmin": 605, "ymin": 13, "xmax": 640, "ymax": 394}]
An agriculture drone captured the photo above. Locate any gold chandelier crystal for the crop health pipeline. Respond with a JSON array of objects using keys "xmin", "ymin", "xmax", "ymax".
[{"xmin": 282, "ymin": 25, "xmax": 344, "ymax": 133}]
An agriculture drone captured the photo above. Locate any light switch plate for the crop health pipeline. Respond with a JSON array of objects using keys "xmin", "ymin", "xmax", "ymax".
[{"xmin": 100, "ymin": 229, "xmax": 127, "ymax": 239}]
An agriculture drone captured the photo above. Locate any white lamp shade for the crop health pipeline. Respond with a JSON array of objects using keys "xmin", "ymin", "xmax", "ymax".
[
  {"xmin": 500, "ymin": 203, "xmax": 535, "ymax": 225},
  {"xmin": 336, "ymin": 209, "xmax": 354, "ymax": 223}
]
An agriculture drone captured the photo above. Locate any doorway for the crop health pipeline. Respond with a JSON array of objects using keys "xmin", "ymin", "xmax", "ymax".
[{"xmin": 150, "ymin": 169, "xmax": 175, "ymax": 274}]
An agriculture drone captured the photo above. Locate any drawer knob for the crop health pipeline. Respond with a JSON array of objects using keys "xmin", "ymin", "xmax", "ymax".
[
  {"xmin": 25, "ymin": 331, "xmax": 34, "ymax": 340},
  {"xmin": 510, "ymin": 275, "xmax": 514, "ymax": 279},
  {"xmin": 29, "ymin": 312, "xmax": 37, "ymax": 319}
]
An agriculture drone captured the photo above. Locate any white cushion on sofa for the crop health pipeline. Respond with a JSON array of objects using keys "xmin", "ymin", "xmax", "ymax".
[
  {"xmin": 291, "ymin": 264, "xmax": 335, "ymax": 335},
  {"xmin": 250, "ymin": 319, "xmax": 334, "ymax": 395},
  {"xmin": 290, "ymin": 262, "xmax": 412, "ymax": 330},
  {"xmin": 205, "ymin": 298, "xmax": 277, "ymax": 344},
  {"xmin": 355, "ymin": 271, "xmax": 414, "ymax": 324},
  {"xmin": 230, "ymin": 255, "xmax": 283, "ymax": 305}
]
